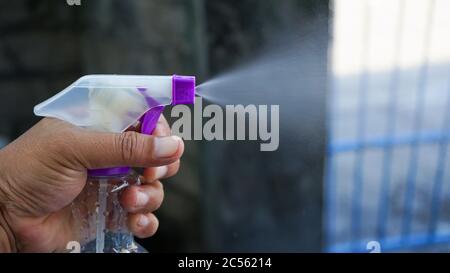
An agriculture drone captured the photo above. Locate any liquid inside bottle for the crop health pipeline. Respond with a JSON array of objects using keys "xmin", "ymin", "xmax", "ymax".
[{"xmin": 69, "ymin": 170, "xmax": 144, "ymax": 253}]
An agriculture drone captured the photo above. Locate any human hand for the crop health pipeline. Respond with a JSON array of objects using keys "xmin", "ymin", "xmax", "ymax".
[{"xmin": 0, "ymin": 117, "xmax": 183, "ymax": 252}]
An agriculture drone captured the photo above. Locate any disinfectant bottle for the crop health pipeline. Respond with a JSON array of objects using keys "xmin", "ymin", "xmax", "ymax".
[{"xmin": 33, "ymin": 75, "xmax": 195, "ymax": 253}]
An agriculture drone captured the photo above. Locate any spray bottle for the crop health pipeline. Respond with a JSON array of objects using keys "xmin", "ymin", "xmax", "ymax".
[{"xmin": 33, "ymin": 75, "xmax": 195, "ymax": 253}]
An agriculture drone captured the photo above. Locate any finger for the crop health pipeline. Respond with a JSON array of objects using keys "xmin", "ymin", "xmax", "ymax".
[
  {"xmin": 120, "ymin": 182, "xmax": 164, "ymax": 213},
  {"xmin": 153, "ymin": 115, "xmax": 172, "ymax": 137},
  {"xmin": 127, "ymin": 115, "xmax": 170, "ymax": 137},
  {"xmin": 75, "ymin": 130, "xmax": 184, "ymax": 169},
  {"xmin": 127, "ymin": 212, "xmax": 159, "ymax": 238},
  {"xmin": 143, "ymin": 160, "xmax": 180, "ymax": 182}
]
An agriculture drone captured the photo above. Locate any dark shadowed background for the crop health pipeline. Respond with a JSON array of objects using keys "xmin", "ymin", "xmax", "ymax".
[{"xmin": 0, "ymin": 0, "xmax": 328, "ymax": 252}]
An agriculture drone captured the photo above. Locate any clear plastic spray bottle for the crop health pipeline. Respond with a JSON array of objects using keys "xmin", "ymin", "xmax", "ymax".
[{"xmin": 33, "ymin": 75, "xmax": 195, "ymax": 253}]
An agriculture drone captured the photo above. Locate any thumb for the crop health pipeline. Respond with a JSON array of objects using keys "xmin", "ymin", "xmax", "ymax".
[{"xmin": 74, "ymin": 130, "xmax": 184, "ymax": 169}]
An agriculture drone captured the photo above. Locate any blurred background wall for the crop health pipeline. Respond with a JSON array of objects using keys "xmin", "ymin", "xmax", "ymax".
[
  {"xmin": 328, "ymin": 0, "xmax": 450, "ymax": 252},
  {"xmin": 0, "ymin": 0, "xmax": 328, "ymax": 252}
]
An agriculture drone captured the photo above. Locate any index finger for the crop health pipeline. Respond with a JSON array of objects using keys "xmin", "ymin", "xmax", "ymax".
[
  {"xmin": 126, "ymin": 115, "xmax": 171, "ymax": 137},
  {"xmin": 153, "ymin": 115, "xmax": 171, "ymax": 137}
]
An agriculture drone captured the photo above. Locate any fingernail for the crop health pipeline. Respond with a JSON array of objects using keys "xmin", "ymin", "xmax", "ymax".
[
  {"xmin": 138, "ymin": 215, "xmax": 150, "ymax": 227},
  {"xmin": 155, "ymin": 166, "xmax": 168, "ymax": 179},
  {"xmin": 154, "ymin": 136, "xmax": 180, "ymax": 158},
  {"xmin": 136, "ymin": 191, "xmax": 149, "ymax": 207}
]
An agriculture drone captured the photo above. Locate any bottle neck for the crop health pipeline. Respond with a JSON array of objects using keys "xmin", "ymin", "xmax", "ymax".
[{"xmin": 87, "ymin": 167, "xmax": 131, "ymax": 177}]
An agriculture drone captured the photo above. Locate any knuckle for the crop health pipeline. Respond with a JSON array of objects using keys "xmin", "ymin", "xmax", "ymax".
[
  {"xmin": 116, "ymin": 131, "xmax": 141, "ymax": 162},
  {"xmin": 126, "ymin": 186, "xmax": 141, "ymax": 209}
]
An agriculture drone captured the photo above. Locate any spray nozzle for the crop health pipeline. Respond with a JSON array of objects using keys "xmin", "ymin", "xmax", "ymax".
[{"xmin": 172, "ymin": 75, "xmax": 196, "ymax": 105}]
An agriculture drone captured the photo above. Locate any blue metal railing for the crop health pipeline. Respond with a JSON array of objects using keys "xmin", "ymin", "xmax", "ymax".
[{"xmin": 325, "ymin": 0, "xmax": 450, "ymax": 252}]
